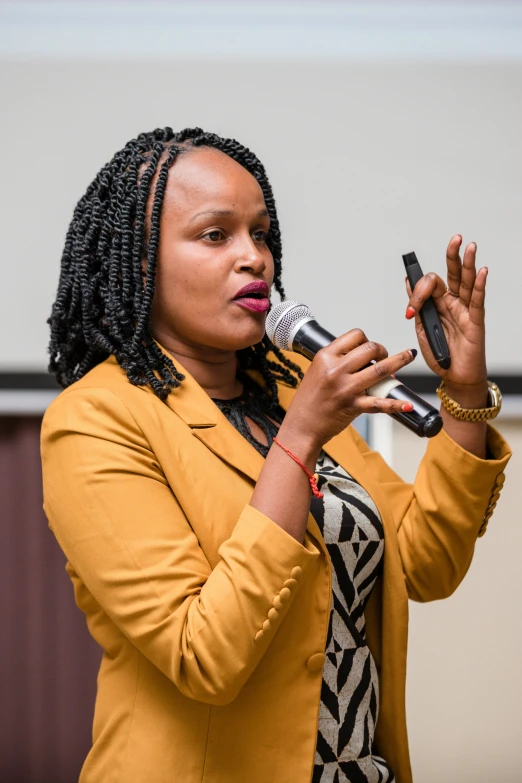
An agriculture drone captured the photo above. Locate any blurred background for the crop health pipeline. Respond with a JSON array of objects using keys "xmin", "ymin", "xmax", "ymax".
[{"xmin": 1, "ymin": 1, "xmax": 521, "ymax": 781}]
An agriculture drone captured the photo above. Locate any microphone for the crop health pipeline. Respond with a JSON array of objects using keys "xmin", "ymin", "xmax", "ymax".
[{"xmin": 265, "ymin": 301, "xmax": 443, "ymax": 438}]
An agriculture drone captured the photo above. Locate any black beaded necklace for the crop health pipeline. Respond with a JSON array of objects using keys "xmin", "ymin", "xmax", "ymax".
[{"xmin": 211, "ymin": 371, "xmax": 285, "ymax": 458}]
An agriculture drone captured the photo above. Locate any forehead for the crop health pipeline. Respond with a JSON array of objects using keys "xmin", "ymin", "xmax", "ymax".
[{"xmin": 163, "ymin": 147, "xmax": 266, "ymax": 215}]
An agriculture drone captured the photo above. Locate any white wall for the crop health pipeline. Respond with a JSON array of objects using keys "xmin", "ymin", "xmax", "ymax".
[{"xmin": 1, "ymin": 3, "xmax": 522, "ymax": 372}]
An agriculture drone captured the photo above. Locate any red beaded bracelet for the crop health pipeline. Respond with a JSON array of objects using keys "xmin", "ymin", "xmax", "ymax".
[{"xmin": 272, "ymin": 437, "xmax": 324, "ymax": 499}]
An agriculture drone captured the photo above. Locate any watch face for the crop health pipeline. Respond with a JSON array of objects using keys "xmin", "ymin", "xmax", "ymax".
[{"xmin": 488, "ymin": 382, "xmax": 501, "ymax": 408}]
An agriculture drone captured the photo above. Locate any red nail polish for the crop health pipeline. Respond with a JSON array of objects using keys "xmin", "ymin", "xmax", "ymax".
[
  {"xmin": 402, "ymin": 403, "xmax": 414, "ymax": 412},
  {"xmin": 406, "ymin": 306, "xmax": 416, "ymax": 319}
]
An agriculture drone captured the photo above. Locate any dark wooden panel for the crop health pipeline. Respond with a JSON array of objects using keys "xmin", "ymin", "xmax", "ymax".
[{"xmin": 0, "ymin": 417, "xmax": 101, "ymax": 783}]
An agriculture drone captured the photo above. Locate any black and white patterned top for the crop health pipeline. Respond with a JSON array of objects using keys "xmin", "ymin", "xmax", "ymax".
[{"xmin": 310, "ymin": 451, "xmax": 394, "ymax": 783}]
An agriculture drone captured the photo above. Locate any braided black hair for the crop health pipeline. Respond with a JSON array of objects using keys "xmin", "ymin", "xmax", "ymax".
[{"xmin": 48, "ymin": 127, "xmax": 304, "ymax": 406}]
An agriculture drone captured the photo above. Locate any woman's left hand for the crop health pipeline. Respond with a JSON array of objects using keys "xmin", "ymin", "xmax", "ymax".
[{"xmin": 405, "ymin": 235, "xmax": 488, "ymax": 389}]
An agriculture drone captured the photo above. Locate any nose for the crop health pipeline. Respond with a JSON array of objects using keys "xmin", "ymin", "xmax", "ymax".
[{"xmin": 233, "ymin": 233, "xmax": 267, "ymax": 274}]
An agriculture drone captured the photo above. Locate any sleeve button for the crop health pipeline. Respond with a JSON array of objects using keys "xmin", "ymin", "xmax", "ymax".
[
  {"xmin": 283, "ymin": 578, "xmax": 298, "ymax": 589},
  {"xmin": 262, "ymin": 619, "xmax": 272, "ymax": 632},
  {"xmin": 279, "ymin": 587, "xmax": 291, "ymax": 603},
  {"xmin": 273, "ymin": 595, "xmax": 283, "ymax": 610},
  {"xmin": 255, "ymin": 630, "xmax": 264, "ymax": 642},
  {"xmin": 306, "ymin": 653, "xmax": 326, "ymax": 672},
  {"xmin": 268, "ymin": 607, "xmax": 279, "ymax": 622},
  {"xmin": 291, "ymin": 566, "xmax": 302, "ymax": 580}
]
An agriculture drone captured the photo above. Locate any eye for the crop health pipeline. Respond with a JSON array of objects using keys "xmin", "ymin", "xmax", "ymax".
[
  {"xmin": 252, "ymin": 229, "xmax": 268, "ymax": 243},
  {"xmin": 202, "ymin": 229, "xmax": 225, "ymax": 242}
]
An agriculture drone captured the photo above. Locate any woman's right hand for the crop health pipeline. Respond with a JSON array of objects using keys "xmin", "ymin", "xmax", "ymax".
[{"xmin": 280, "ymin": 328, "xmax": 417, "ymax": 452}]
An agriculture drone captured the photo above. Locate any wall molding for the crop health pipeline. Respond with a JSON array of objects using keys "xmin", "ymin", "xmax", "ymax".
[
  {"xmin": 1, "ymin": 371, "xmax": 521, "ymax": 416},
  {"xmin": 2, "ymin": 370, "xmax": 520, "ymax": 394},
  {"xmin": 1, "ymin": 2, "xmax": 522, "ymax": 61}
]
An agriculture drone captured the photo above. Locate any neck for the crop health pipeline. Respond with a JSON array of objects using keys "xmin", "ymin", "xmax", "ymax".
[{"xmin": 154, "ymin": 333, "xmax": 243, "ymax": 399}]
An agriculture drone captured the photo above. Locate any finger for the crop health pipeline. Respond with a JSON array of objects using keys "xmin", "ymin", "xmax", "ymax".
[
  {"xmin": 328, "ymin": 328, "xmax": 368, "ymax": 356},
  {"xmin": 405, "ymin": 273, "xmax": 446, "ymax": 319},
  {"xmin": 354, "ymin": 348, "xmax": 417, "ymax": 391},
  {"xmin": 355, "ymin": 395, "xmax": 415, "ymax": 415},
  {"xmin": 459, "ymin": 242, "xmax": 477, "ymax": 306},
  {"xmin": 468, "ymin": 266, "xmax": 488, "ymax": 324},
  {"xmin": 340, "ymin": 340, "xmax": 389, "ymax": 372},
  {"xmin": 446, "ymin": 234, "xmax": 463, "ymax": 296}
]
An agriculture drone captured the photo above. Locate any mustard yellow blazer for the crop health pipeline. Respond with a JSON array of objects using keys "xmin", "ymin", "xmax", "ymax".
[{"xmin": 40, "ymin": 344, "xmax": 511, "ymax": 783}]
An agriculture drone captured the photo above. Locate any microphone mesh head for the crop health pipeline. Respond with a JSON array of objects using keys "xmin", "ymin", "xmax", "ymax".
[{"xmin": 265, "ymin": 301, "xmax": 314, "ymax": 351}]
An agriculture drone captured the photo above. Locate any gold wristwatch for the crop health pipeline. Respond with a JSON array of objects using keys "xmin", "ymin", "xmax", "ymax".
[{"xmin": 436, "ymin": 380, "xmax": 502, "ymax": 422}]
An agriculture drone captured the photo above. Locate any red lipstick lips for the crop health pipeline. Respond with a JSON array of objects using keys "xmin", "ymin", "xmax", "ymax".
[{"xmin": 232, "ymin": 281, "xmax": 270, "ymax": 313}]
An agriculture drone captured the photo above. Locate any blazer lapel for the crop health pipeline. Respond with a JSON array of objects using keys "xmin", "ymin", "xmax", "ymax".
[
  {"xmin": 192, "ymin": 423, "xmax": 265, "ymax": 486},
  {"xmin": 154, "ymin": 342, "xmax": 328, "ymax": 545},
  {"xmin": 156, "ymin": 346, "xmax": 266, "ymax": 485}
]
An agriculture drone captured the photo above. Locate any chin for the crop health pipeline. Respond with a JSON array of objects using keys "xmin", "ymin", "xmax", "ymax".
[{"xmin": 222, "ymin": 325, "xmax": 267, "ymax": 352}]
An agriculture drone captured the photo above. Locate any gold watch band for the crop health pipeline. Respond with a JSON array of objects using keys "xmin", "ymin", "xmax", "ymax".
[{"xmin": 436, "ymin": 380, "xmax": 502, "ymax": 422}]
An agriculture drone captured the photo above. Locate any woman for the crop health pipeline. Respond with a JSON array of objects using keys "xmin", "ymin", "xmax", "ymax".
[{"xmin": 41, "ymin": 127, "xmax": 511, "ymax": 783}]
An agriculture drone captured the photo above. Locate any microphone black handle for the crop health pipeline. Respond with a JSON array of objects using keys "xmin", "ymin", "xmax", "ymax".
[
  {"xmin": 384, "ymin": 382, "xmax": 443, "ymax": 438},
  {"xmin": 292, "ymin": 320, "xmax": 442, "ymax": 438},
  {"xmin": 292, "ymin": 320, "xmax": 334, "ymax": 361}
]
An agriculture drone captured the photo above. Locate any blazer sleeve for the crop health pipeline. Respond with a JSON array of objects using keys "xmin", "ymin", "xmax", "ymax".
[
  {"xmin": 349, "ymin": 423, "xmax": 511, "ymax": 602},
  {"xmin": 40, "ymin": 386, "xmax": 321, "ymax": 706}
]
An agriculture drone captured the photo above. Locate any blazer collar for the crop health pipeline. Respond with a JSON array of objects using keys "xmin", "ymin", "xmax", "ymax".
[
  {"xmin": 152, "ymin": 340, "xmax": 359, "ymax": 488},
  {"xmin": 149, "ymin": 340, "xmax": 286, "ymax": 479}
]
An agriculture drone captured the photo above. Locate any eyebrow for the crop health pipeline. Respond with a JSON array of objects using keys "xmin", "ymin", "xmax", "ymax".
[{"xmin": 188, "ymin": 208, "xmax": 269, "ymax": 225}]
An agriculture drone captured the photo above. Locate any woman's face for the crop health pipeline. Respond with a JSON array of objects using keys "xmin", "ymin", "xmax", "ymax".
[{"xmin": 148, "ymin": 147, "xmax": 274, "ymax": 357}]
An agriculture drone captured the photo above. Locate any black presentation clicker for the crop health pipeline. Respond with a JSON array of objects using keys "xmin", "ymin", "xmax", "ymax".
[{"xmin": 402, "ymin": 252, "xmax": 451, "ymax": 371}]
